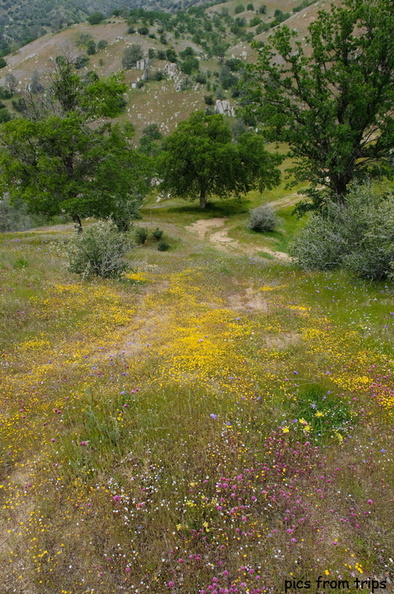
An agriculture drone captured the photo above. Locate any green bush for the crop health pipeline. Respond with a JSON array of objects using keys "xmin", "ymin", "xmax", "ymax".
[
  {"xmin": 290, "ymin": 184, "xmax": 394, "ymax": 280},
  {"xmin": 152, "ymin": 228, "xmax": 163, "ymax": 240},
  {"xmin": 249, "ymin": 204, "xmax": 279, "ymax": 232},
  {"xmin": 67, "ymin": 220, "xmax": 131, "ymax": 279},
  {"xmin": 87, "ymin": 12, "xmax": 105, "ymax": 25},
  {"xmin": 157, "ymin": 240, "xmax": 170, "ymax": 251},
  {"xmin": 289, "ymin": 214, "xmax": 346, "ymax": 271},
  {"xmin": 134, "ymin": 227, "xmax": 148, "ymax": 245},
  {"xmin": 97, "ymin": 40, "xmax": 108, "ymax": 51},
  {"xmin": 0, "ymin": 196, "xmax": 46, "ymax": 232}
]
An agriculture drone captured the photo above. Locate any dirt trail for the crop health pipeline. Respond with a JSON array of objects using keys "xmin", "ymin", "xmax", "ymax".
[{"xmin": 186, "ymin": 217, "xmax": 291, "ymax": 261}]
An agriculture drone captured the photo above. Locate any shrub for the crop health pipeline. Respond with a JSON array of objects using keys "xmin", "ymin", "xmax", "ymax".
[
  {"xmin": 89, "ymin": 12, "xmax": 105, "ymax": 25},
  {"xmin": 290, "ymin": 184, "xmax": 394, "ymax": 280},
  {"xmin": 67, "ymin": 220, "xmax": 131, "ymax": 279},
  {"xmin": 157, "ymin": 240, "xmax": 170, "ymax": 251},
  {"xmin": 87, "ymin": 12, "xmax": 105, "ymax": 25},
  {"xmin": 74, "ymin": 55, "xmax": 89, "ymax": 69},
  {"xmin": 122, "ymin": 44, "xmax": 143, "ymax": 69},
  {"xmin": 134, "ymin": 227, "xmax": 148, "ymax": 245},
  {"xmin": 152, "ymin": 228, "xmax": 163, "ymax": 240},
  {"xmin": 0, "ymin": 196, "xmax": 46, "ymax": 231},
  {"xmin": 289, "ymin": 214, "xmax": 346, "ymax": 271},
  {"xmin": 97, "ymin": 40, "xmax": 108, "ymax": 50},
  {"xmin": 249, "ymin": 204, "xmax": 279, "ymax": 232}
]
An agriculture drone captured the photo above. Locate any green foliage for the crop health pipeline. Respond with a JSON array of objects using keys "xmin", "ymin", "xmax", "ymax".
[
  {"xmin": 0, "ymin": 81, "xmax": 14, "ymax": 98},
  {"xmin": 87, "ymin": 12, "xmax": 105, "ymax": 25},
  {"xmin": 293, "ymin": 0, "xmax": 318, "ymax": 13},
  {"xmin": 250, "ymin": 16, "xmax": 262, "ymax": 27},
  {"xmin": 13, "ymin": 256, "xmax": 29, "ymax": 269},
  {"xmin": 290, "ymin": 185, "xmax": 394, "ymax": 280},
  {"xmin": 0, "ymin": 196, "xmax": 45, "ymax": 232},
  {"xmin": 86, "ymin": 40, "xmax": 96, "ymax": 55},
  {"xmin": 74, "ymin": 54, "xmax": 89, "ymax": 69},
  {"xmin": 194, "ymin": 72, "xmax": 207, "ymax": 84},
  {"xmin": 179, "ymin": 46, "xmax": 195, "ymax": 59},
  {"xmin": 97, "ymin": 39, "xmax": 108, "ymax": 51},
  {"xmin": 234, "ymin": 5, "xmax": 245, "ymax": 15},
  {"xmin": 248, "ymin": 204, "xmax": 279, "ymax": 232},
  {"xmin": 0, "ymin": 60, "xmax": 150, "ymax": 230},
  {"xmin": 0, "ymin": 107, "xmax": 11, "ymax": 123},
  {"xmin": 67, "ymin": 220, "xmax": 131, "ymax": 279},
  {"xmin": 122, "ymin": 44, "xmax": 143, "ymax": 69},
  {"xmin": 285, "ymin": 384, "xmax": 355, "ymax": 444},
  {"xmin": 247, "ymin": 0, "xmax": 394, "ymax": 209},
  {"xmin": 157, "ymin": 239, "xmax": 170, "ymax": 251},
  {"xmin": 159, "ymin": 111, "xmax": 281, "ymax": 209},
  {"xmin": 139, "ymin": 123, "xmax": 163, "ymax": 156},
  {"xmin": 180, "ymin": 56, "xmax": 199, "ymax": 75},
  {"xmin": 134, "ymin": 227, "xmax": 149, "ymax": 245},
  {"xmin": 166, "ymin": 48, "xmax": 177, "ymax": 63},
  {"xmin": 152, "ymin": 228, "xmax": 163, "ymax": 240},
  {"xmin": 0, "ymin": 57, "xmax": 7, "ymax": 69}
]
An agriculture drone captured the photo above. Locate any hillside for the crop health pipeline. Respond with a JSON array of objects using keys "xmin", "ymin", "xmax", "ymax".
[
  {"xmin": 0, "ymin": 0, "xmax": 335, "ymax": 136},
  {"xmin": 1, "ymin": 187, "xmax": 393, "ymax": 593}
]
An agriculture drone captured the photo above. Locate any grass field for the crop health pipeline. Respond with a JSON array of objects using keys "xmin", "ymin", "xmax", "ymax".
[{"xmin": 0, "ymin": 196, "xmax": 393, "ymax": 594}]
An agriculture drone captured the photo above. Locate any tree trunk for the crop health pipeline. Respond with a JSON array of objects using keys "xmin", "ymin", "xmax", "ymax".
[
  {"xmin": 332, "ymin": 172, "xmax": 352, "ymax": 204},
  {"xmin": 72, "ymin": 213, "xmax": 83, "ymax": 233},
  {"xmin": 199, "ymin": 189, "xmax": 207, "ymax": 209}
]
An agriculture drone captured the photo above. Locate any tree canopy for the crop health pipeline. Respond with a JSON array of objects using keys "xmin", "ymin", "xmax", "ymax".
[
  {"xmin": 245, "ymin": 0, "xmax": 394, "ymax": 213},
  {"xmin": 0, "ymin": 58, "xmax": 150, "ymax": 230},
  {"xmin": 158, "ymin": 111, "xmax": 281, "ymax": 209}
]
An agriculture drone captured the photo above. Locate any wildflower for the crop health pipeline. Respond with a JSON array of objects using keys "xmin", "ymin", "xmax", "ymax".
[
  {"xmin": 282, "ymin": 426, "xmax": 290, "ymax": 433},
  {"xmin": 113, "ymin": 495, "xmax": 120, "ymax": 503},
  {"xmin": 210, "ymin": 414, "xmax": 218, "ymax": 420},
  {"xmin": 367, "ymin": 499, "xmax": 374, "ymax": 505}
]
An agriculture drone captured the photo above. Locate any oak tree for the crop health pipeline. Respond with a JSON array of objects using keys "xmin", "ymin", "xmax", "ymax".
[
  {"xmin": 0, "ymin": 58, "xmax": 150, "ymax": 231},
  {"xmin": 158, "ymin": 111, "xmax": 281, "ymax": 209},
  {"xmin": 246, "ymin": 0, "xmax": 394, "ymax": 212}
]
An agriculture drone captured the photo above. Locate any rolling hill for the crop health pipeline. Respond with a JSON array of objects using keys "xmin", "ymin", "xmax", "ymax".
[{"xmin": 0, "ymin": 0, "xmax": 336, "ymax": 136}]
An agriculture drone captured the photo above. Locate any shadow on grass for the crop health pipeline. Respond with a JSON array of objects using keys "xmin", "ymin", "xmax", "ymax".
[{"xmin": 146, "ymin": 198, "xmax": 252, "ymax": 219}]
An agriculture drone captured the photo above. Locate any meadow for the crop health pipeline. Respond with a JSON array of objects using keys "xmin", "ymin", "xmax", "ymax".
[{"xmin": 0, "ymin": 193, "xmax": 393, "ymax": 594}]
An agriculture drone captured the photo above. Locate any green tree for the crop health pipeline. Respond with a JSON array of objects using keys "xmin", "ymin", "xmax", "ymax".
[
  {"xmin": 122, "ymin": 44, "xmax": 143, "ymax": 69},
  {"xmin": 246, "ymin": 0, "xmax": 394, "ymax": 213},
  {"xmin": 158, "ymin": 111, "xmax": 281, "ymax": 209},
  {"xmin": 87, "ymin": 12, "xmax": 105, "ymax": 25},
  {"xmin": 0, "ymin": 60, "xmax": 150, "ymax": 231}
]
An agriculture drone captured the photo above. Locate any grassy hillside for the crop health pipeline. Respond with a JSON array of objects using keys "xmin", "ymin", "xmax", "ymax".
[
  {"xmin": 0, "ymin": 0, "xmax": 336, "ymax": 136},
  {"xmin": 0, "ymin": 192, "xmax": 393, "ymax": 592}
]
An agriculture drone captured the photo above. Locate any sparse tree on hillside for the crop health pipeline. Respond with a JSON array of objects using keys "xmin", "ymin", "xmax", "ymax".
[
  {"xmin": 158, "ymin": 111, "xmax": 281, "ymax": 209},
  {"xmin": 0, "ymin": 58, "xmax": 150, "ymax": 231},
  {"xmin": 246, "ymin": 0, "xmax": 394, "ymax": 213},
  {"xmin": 87, "ymin": 12, "xmax": 105, "ymax": 25},
  {"xmin": 4, "ymin": 73, "xmax": 17, "ymax": 94},
  {"xmin": 122, "ymin": 44, "xmax": 143, "ymax": 69}
]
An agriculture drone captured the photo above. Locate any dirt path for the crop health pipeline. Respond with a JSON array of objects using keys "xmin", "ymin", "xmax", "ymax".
[{"xmin": 186, "ymin": 217, "xmax": 291, "ymax": 261}]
